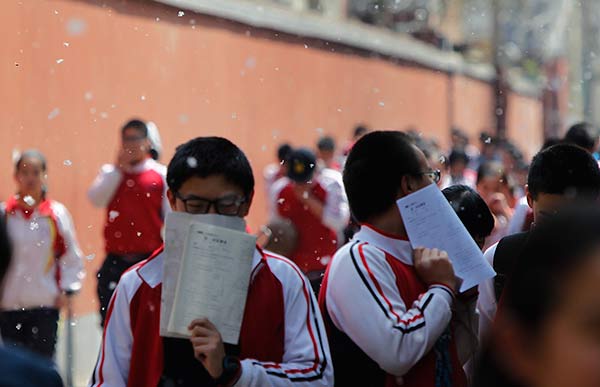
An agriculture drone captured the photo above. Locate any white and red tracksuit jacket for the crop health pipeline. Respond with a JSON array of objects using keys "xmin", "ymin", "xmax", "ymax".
[
  {"xmin": 87, "ymin": 158, "xmax": 170, "ymax": 255},
  {"xmin": 319, "ymin": 225, "xmax": 478, "ymax": 386},
  {"xmin": 1, "ymin": 197, "xmax": 84, "ymax": 310},
  {"xmin": 90, "ymin": 246, "xmax": 333, "ymax": 387}
]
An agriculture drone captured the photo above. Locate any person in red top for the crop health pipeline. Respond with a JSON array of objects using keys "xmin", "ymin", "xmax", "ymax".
[
  {"xmin": 319, "ymin": 131, "xmax": 477, "ymax": 386},
  {"xmin": 277, "ymin": 148, "xmax": 349, "ymax": 294},
  {"xmin": 88, "ymin": 119, "xmax": 169, "ymax": 326}
]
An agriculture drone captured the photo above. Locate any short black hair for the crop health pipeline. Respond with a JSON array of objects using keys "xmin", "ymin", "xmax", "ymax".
[
  {"xmin": 442, "ymin": 185, "xmax": 494, "ymax": 239},
  {"xmin": 353, "ymin": 125, "xmax": 369, "ymax": 138},
  {"xmin": 527, "ymin": 143, "xmax": 600, "ymax": 200},
  {"xmin": 343, "ymin": 131, "xmax": 422, "ymax": 222},
  {"xmin": 167, "ymin": 137, "xmax": 255, "ymax": 197},
  {"xmin": 317, "ymin": 136, "xmax": 336, "ymax": 152},
  {"xmin": 564, "ymin": 122, "xmax": 597, "ymax": 152},
  {"xmin": 121, "ymin": 119, "xmax": 148, "ymax": 137},
  {"xmin": 0, "ymin": 213, "xmax": 12, "ymax": 286},
  {"xmin": 476, "ymin": 161, "xmax": 505, "ymax": 185},
  {"xmin": 277, "ymin": 143, "xmax": 293, "ymax": 162},
  {"xmin": 541, "ymin": 137, "xmax": 561, "ymax": 150},
  {"xmin": 15, "ymin": 149, "xmax": 47, "ymax": 172},
  {"xmin": 448, "ymin": 148, "xmax": 469, "ymax": 166}
]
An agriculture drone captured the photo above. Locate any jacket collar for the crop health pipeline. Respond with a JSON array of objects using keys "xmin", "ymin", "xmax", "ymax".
[{"xmin": 353, "ymin": 224, "xmax": 413, "ymax": 266}]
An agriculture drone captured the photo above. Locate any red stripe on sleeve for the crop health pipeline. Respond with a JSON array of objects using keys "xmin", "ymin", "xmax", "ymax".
[
  {"xmin": 97, "ymin": 288, "xmax": 119, "ymax": 387},
  {"xmin": 264, "ymin": 254, "xmax": 322, "ymax": 375}
]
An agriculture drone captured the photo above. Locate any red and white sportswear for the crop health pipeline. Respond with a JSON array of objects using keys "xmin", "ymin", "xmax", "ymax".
[
  {"xmin": 319, "ymin": 225, "xmax": 478, "ymax": 386},
  {"xmin": 1, "ymin": 197, "xmax": 84, "ymax": 310},
  {"xmin": 88, "ymin": 158, "xmax": 170, "ymax": 255},
  {"xmin": 90, "ymin": 247, "xmax": 333, "ymax": 387}
]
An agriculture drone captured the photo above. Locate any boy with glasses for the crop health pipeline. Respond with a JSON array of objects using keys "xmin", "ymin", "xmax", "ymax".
[
  {"xmin": 88, "ymin": 118, "xmax": 170, "ymax": 326},
  {"xmin": 91, "ymin": 137, "xmax": 333, "ymax": 387},
  {"xmin": 319, "ymin": 131, "xmax": 477, "ymax": 386}
]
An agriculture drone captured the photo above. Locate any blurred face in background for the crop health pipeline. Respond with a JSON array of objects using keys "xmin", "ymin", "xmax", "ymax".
[
  {"xmin": 14, "ymin": 157, "xmax": 46, "ymax": 201},
  {"xmin": 121, "ymin": 126, "xmax": 150, "ymax": 165},
  {"xmin": 477, "ymin": 174, "xmax": 503, "ymax": 206},
  {"xmin": 498, "ymin": 247, "xmax": 600, "ymax": 387}
]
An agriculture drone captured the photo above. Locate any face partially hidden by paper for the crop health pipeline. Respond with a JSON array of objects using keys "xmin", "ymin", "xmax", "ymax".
[{"xmin": 167, "ymin": 174, "xmax": 252, "ymax": 218}]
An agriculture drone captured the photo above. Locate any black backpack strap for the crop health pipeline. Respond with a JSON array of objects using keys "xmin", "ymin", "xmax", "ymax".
[{"xmin": 493, "ymin": 231, "xmax": 529, "ymax": 302}]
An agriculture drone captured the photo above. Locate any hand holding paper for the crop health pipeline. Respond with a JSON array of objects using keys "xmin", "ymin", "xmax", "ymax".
[{"xmin": 397, "ymin": 184, "xmax": 496, "ymax": 292}]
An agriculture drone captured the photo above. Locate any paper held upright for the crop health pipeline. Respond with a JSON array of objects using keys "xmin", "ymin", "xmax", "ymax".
[
  {"xmin": 161, "ymin": 212, "xmax": 256, "ymax": 344},
  {"xmin": 396, "ymin": 183, "xmax": 496, "ymax": 292}
]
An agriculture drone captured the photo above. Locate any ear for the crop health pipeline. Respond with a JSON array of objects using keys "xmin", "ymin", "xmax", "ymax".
[
  {"xmin": 240, "ymin": 190, "xmax": 254, "ymax": 217},
  {"xmin": 399, "ymin": 175, "xmax": 414, "ymax": 197},
  {"xmin": 525, "ymin": 185, "xmax": 533, "ymax": 209},
  {"xmin": 167, "ymin": 189, "xmax": 177, "ymax": 211}
]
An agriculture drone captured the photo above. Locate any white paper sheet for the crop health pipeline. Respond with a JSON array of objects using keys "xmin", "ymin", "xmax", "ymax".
[
  {"xmin": 161, "ymin": 212, "xmax": 247, "ymax": 337},
  {"xmin": 167, "ymin": 220, "xmax": 256, "ymax": 344},
  {"xmin": 397, "ymin": 184, "xmax": 496, "ymax": 292}
]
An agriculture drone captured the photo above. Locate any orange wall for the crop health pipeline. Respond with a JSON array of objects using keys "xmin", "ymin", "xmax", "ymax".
[
  {"xmin": 451, "ymin": 76, "xmax": 495, "ymax": 139},
  {"xmin": 507, "ymin": 93, "xmax": 544, "ymax": 159},
  {"xmin": 0, "ymin": 0, "xmax": 542, "ymax": 316}
]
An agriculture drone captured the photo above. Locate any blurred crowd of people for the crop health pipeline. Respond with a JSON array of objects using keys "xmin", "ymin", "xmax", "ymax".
[{"xmin": 0, "ymin": 117, "xmax": 599, "ymax": 387}]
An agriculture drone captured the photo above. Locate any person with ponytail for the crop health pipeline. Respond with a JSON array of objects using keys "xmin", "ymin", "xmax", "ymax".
[{"xmin": 0, "ymin": 150, "xmax": 84, "ymax": 359}]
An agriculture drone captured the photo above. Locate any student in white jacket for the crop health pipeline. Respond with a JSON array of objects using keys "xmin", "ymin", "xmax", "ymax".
[{"xmin": 0, "ymin": 150, "xmax": 84, "ymax": 359}]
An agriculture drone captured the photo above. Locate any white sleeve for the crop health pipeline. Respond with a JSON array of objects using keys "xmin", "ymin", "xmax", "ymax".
[
  {"xmin": 53, "ymin": 203, "xmax": 84, "ymax": 292},
  {"xmin": 477, "ymin": 244, "xmax": 498, "ymax": 341},
  {"xmin": 87, "ymin": 164, "xmax": 123, "ymax": 208},
  {"xmin": 326, "ymin": 242, "xmax": 454, "ymax": 376},
  {"xmin": 90, "ymin": 275, "xmax": 135, "ymax": 386},
  {"xmin": 453, "ymin": 296, "xmax": 479, "ymax": 365},
  {"xmin": 234, "ymin": 259, "xmax": 333, "ymax": 386},
  {"xmin": 320, "ymin": 176, "xmax": 350, "ymax": 232}
]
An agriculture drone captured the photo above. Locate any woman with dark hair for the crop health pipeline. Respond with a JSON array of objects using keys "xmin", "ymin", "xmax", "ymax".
[
  {"xmin": 442, "ymin": 185, "xmax": 494, "ymax": 250},
  {"xmin": 0, "ymin": 150, "xmax": 84, "ymax": 359},
  {"xmin": 474, "ymin": 206, "xmax": 600, "ymax": 387}
]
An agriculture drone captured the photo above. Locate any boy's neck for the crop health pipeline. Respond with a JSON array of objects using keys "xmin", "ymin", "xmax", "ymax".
[{"xmin": 367, "ymin": 207, "xmax": 408, "ymax": 239}]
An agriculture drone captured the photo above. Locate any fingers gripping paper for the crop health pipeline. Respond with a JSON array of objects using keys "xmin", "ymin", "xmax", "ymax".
[
  {"xmin": 397, "ymin": 184, "xmax": 496, "ymax": 292},
  {"xmin": 161, "ymin": 212, "xmax": 257, "ymax": 344}
]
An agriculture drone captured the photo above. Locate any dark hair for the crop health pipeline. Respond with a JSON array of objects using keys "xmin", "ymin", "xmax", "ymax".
[
  {"xmin": 166, "ymin": 137, "xmax": 255, "ymax": 197},
  {"xmin": 353, "ymin": 125, "xmax": 369, "ymax": 139},
  {"xmin": 277, "ymin": 143, "xmax": 293, "ymax": 163},
  {"xmin": 479, "ymin": 131, "xmax": 495, "ymax": 145},
  {"xmin": 343, "ymin": 131, "xmax": 421, "ymax": 222},
  {"xmin": 317, "ymin": 136, "xmax": 336, "ymax": 152},
  {"xmin": 448, "ymin": 148, "xmax": 469, "ymax": 166},
  {"xmin": 121, "ymin": 119, "xmax": 148, "ymax": 137},
  {"xmin": 0, "ymin": 213, "xmax": 12, "ymax": 287},
  {"xmin": 564, "ymin": 122, "xmax": 597, "ymax": 152},
  {"xmin": 15, "ymin": 149, "xmax": 47, "ymax": 172},
  {"xmin": 287, "ymin": 148, "xmax": 317, "ymax": 183},
  {"xmin": 474, "ymin": 205, "xmax": 600, "ymax": 387},
  {"xmin": 541, "ymin": 137, "xmax": 561, "ymax": 151},
  {"xmin": 476, "ymin": 161, "xmax": 505, "ymax": 185},
  {"xmin": 527, "ymin": 144, "xmax": 600, "ymax": 200},
  {"xmin": 442, "ymin": 185, "xmax": 494, "ymax": 239}
]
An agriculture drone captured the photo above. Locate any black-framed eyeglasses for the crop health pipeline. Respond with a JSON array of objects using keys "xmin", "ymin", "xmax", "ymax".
[
  {"xmin": 174, "ymin": 192, "xmax": 247, "ymax": 216},
  {"xmin": 417, "ymin": 169, "xmax": 441, "ymax": 184},
  {"xmin": 122, "ymin": 135, "xmax": 146, "ymax": 143}
]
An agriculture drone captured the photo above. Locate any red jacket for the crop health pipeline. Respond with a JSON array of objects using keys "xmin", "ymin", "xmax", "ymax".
[
  {"xmin": 91, "ymin": 246, "xmax": 333, "ymax": 386},
  {"xmin": 277, "ymin": 182, "xmax": 338, "ymax": 273}
]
